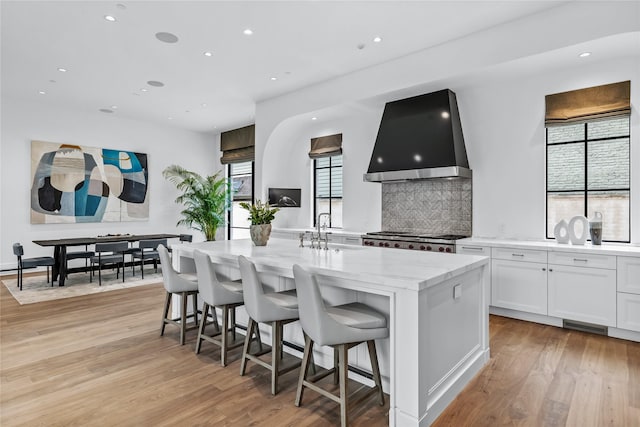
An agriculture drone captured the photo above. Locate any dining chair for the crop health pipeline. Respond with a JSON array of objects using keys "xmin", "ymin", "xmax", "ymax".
[
  {"xmin": 158, "ymin": 244, "xmax": 200, "ymax": 345},
  {"xmin": 237, "ymin": 255, "xmax": 301, "ymax": 395},
  {"xmin": 65, "ymin": 245, "xmax": 94, "ymax": 278},
  {"xmin": 90, "ymin": 241, "xmax": 128, "ymax": 286},
  {"xmin": 12, "ymin": 243, "xmax": 56, "ymax": 291},
  {"xmin": 292, "ymin": 264, "xmax": 388, "ymax": 427},
  {"xmin": 132, "ymin": 239, "xmax": 167, "ymax": 279}
]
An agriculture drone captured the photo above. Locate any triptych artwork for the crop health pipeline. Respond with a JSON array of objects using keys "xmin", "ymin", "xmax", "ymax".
[{"xmin": 30, "ymin": 140, "xmax": 149, "ymax": 224}]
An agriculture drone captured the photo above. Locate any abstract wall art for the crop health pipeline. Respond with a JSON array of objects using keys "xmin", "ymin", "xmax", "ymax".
[{"xmin": 31, "ymin": 140, "xmax": 149, "ymax": 224}]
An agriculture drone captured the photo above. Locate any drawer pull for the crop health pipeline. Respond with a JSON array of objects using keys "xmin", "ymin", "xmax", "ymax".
[
  {"xmin": 573, "ymin": 258, "xmax": 588, "ymax": 262},
  {"xmin": 512, "ymin": 253, "xmax": 525, "ymax": 257},
  {"xmin": 461, "ymin": 246, "xmax": 483, "ymax": 251}
]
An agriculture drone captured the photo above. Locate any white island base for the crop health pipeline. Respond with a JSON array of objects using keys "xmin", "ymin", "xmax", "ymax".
[{"xmin": 172, "ymin": 239, "xmax": 490, "ymax": 426}]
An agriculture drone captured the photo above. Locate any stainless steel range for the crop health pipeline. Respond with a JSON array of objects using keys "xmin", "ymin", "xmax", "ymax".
[{"xmin": 362, "ymin": 231, "xmax": 468, "ymax": 253}]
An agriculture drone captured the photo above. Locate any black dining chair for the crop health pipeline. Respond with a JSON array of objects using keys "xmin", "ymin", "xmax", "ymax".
[
  {"xmin": 90, "ymin": 241, "xmax": 129, "ymax": 286},
  {"xmin": 65, "ymin": 245, "xmax": 95, "ymax": 278},
  {"xmin": 132, "ymin": 239, "xmax": 167, "ymax": 279},
  {"xmin": 12, "ymin": 243, "xmax": 56, "ymax": 291}
]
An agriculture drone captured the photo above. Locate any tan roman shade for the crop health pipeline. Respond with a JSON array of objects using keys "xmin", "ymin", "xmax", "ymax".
[
  {"xmin": 545, "ymin": 80, "xmax": 631, "ymax": 126},
  {"xmin": 220, "ymin": 124, "xmax": 255, "ymax": 164},
  {"xmin": 308, "ymin": 133, "xmax": 342, "ymax": 159}
]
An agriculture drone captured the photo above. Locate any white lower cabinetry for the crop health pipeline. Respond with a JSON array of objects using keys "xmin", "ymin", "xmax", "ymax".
[
  {"xmin": 617, "ymin": 293, "xmax": 640, "ymax": 332},
  {"xmin": 547, "ymin": 264, "xmax": 616, "ymax": 327},
  {"xmin": 491, "ymin": 259, "xmax": 547, "ymax": 315}
]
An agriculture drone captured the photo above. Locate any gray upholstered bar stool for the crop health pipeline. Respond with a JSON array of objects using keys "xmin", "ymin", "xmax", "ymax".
[
  {"xmin": 292, "ymin": 264, "xmax": 388, "ymax": 427},
  {"xmin": 237, "ymin": 255, "xmax": 301, "ymax": 395},
  {"xmin": 193, "ymin": 250, "xmax": 247, "ymax": 366},
  {"xmin": 158, "ymin": 244, "xmax": 199, "ymax": 345}
]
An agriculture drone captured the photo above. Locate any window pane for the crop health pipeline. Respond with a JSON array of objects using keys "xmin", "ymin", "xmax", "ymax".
[
  {"xmin": 231, "ymin": 201, "xmax": 251, "ymax": 229},
  {"xmin": 588, "ymin": 191, "xmax": 629, "ymax": 242},
  {"xmin": 330, "ymin": 200, "xmax": 343, "ymax": 228},
  {"xmin": 316, "ymin": 157, "xmax": 330, "ymax": 168},
  {"xmin": 331, "ymin": 155, "xmax": 343, "ymax": 166},
  {"xmin": 587, "ymin": 138, "xmax": 629, "ymax": 190},
  {"xmin": 316, "ymin": 199, "xmax": 330, "ymax": 217},
  {"xmin": 230, "ymin": 161, "xmax": 252, "ymax": 176},
  {"xmin": 547, "ymin": 124, "xmax": 584, "ymax": 144},
  {"xmin": 547, "ymin": 192, "xmax": 585, "ymax": 237},
  {"xmin": 331, "ymin": 167, "xmax": 343, "ymax": 197},
  {"xmin": 230, "ymin": 227, "xmax": 251, "ymax": 240},
  {"xmin": 231, "ymin": 175, "xmax": 252, "ymax": 200},
  {"xmin": 547, "ymin": 143, "xmax": 584, "ymax": 191},
  {"xmin": 316, "ymin": 167, "xmax": 330, "ymax": 197},
  {"xmin": 588, "ymin": 117, "xmax": 630, "ymax": 139}
]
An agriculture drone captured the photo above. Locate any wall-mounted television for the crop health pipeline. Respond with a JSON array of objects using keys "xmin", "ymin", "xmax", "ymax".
[{"xmin": 268, "ymin": 188, "xmax": 301, "ymax": 207}]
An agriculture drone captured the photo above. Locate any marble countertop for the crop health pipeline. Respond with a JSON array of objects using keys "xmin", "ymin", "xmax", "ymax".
[
  {"xmin": 271, "ymin": 227, "xmax": 366, "ymax": 238},
  {"xmin": 457, "ymin": 237, "xmax": 640, "ymax": 257},
  {"xmin": 174, "ymin": 238, "xmax": 489, "ymax": 292}
]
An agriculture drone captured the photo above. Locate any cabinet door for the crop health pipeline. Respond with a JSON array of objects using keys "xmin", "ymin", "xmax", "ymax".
[
  {"xmin": 548, "ymin": 265, "xmax": 616, "ymax": 327},
  {"xmin": 617, "ymin": 293, "xmax": 640, "ymax": 332},
  {"xmin": 618, "ymin": 256, "xmax": 640, "ymax": 294},
  {"xmin": 491, "ymin": 259, "xmax": 547, "ymax": 315}
]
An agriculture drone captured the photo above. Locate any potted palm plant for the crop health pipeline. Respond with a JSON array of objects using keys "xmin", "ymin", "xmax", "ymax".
[
  {"xmin": 162, "ymin": 165, "xmax": 231, "ymax": 241},
  {"xmin": 239, "ymin": 200, "xmax": 279, "ymax": 246}
]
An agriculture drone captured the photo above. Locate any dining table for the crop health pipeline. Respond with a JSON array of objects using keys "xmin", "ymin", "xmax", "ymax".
[{"xmin": 33, "ymin": 233, "xmax": 180, "ymax": 286}]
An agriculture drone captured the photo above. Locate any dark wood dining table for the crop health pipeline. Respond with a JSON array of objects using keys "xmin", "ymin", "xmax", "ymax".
[{"xmin": 33, "ymin": 233, "xmax": 180, "ymax": 286}]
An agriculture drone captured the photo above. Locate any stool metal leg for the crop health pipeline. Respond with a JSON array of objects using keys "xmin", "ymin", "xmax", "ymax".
[
  {"xmin": 180, "ymin": 292, "xmax": 188, "ymax": 345},
  {"xmin": 271, "ymin": 321, "xmax": 281, "ymax": 395},
  {"xmin": 221, "ymin": 305, "xmax": 229, "ymax": 366},
  {"xmin": 338, "ymin": 344, "xmax": 349, "ymax": 427}
]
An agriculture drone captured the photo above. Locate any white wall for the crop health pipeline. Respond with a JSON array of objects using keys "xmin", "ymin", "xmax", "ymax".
[
  {"xmin": 0, "ymin": 97, "xmax": 220, "ymax": 270},
  {"xmin": 261, "ymin": 103, "xmax": 383, "ymax": 232}
]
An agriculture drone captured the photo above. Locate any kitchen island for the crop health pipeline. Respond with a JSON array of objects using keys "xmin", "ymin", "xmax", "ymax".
[{"xmin": 172, "ymin": 238, "xmax": 490, "ymax": 426}]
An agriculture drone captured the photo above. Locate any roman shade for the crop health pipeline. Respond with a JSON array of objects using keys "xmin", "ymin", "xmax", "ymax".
[
  {"xmin": 308, "ymin": 133, "xmax": 342, "ymax": 159},
  {"xmin": 220, "ymin": 125, "xmax": 255, "ymax": 164},
  {"xmin": 545, "ymin": 80, "xmax": 631, "ymax": 126}
]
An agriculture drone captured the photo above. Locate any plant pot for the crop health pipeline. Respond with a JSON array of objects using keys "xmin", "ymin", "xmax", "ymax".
[{"xmin": 250, "ymin": 224, "xmax": 272, "ymax": 246}]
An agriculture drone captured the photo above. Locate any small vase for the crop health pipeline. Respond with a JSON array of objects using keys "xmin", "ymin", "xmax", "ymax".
[
  {"xmin": 589, "ymin": 212, "xmax": 603, "ymax": 245},
  {"xmin": 250, "ymin": 224, "xmax": 272, "ymax": 246},
  {"xmin": 553, "ymin": 219, "xmax": 570, "ymax": 244},
  {"xmin": 568, "ymin": 215, "xmax": 589, "ymax": 245}
]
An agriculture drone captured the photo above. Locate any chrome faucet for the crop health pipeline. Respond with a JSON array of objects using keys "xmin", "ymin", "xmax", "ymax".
[{"xmin": 317, "ymin": 213, "xmax": 331, "ymax": 250}]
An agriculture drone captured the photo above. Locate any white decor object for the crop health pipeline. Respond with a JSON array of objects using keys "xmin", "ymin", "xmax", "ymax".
[
  {"xmin": 553, "ymin": 219, "xmax": 570, "ymax": 244},
  {"xmin": 568, "ymin": 215, "xmax": 589, "ymax": 245}
]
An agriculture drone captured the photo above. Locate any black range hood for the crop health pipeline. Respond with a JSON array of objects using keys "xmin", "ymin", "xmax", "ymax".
[{"xmin": 364, "ymin": 89, "xmax": 471, "ymax": 182}]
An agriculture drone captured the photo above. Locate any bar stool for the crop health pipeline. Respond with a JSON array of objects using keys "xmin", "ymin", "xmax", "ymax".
[
  {"xmin": 193, "ymin": 250, "xmax": 248, "ymax": 366},
  {"xmin": 292, "ymin": 264, "xmax": 388, "ymax": 427},
  {"xmin": 157, "ymin": 244, "xmax": 199, "ymax": 345},
  {"xmin": 237, "ymin": 255, "xmax": 301, "ymax": 395}
]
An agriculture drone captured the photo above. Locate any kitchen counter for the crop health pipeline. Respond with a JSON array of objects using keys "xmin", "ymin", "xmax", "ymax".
[
  {"xmin": 172, "ymin": 238, "xmax": 490, "ymax": 426},
  {"xmin": 458, "ymin": 237, "xmax": 640, "ymax": 257},
  {"xmin": 271, "ymin": 227, "xmax": 366, "ymax": 238}
]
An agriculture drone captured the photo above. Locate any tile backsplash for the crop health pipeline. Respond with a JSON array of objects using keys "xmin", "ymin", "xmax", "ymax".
[{"xmin": 381, "ymin": 178, "xmax": 472, "ymax": 235}]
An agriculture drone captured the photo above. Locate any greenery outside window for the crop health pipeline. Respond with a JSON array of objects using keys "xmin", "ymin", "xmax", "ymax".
[
  {"xmin": 227, "ymin": 161, "xmax": 254, "ymax": 239},
  {"xmin": 546, "ymin": 116, "xmax": 630, "ymax": 242},
  {"xmin": 314, "ymin": 155, "xmax": 343, "ymax": 228}
]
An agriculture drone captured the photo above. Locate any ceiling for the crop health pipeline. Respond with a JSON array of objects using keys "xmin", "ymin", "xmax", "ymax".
[{"xmin": 1, "ymin": 1, "xmax": 581, "ymax": 134}]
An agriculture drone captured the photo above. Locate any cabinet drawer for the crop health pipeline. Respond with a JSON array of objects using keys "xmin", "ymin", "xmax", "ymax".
[
  {"xmin": 343, "ymin": 236, "xmax": 362, "ymax": 246},
  {"xmin": 548, "ymin": 252, "xmax": 616, "ymax": 270},
  {"xmin": 617, "ymin": 292, "xmax": 640, "ymax": 332},
  {"xmin": 457, "ymin": 245, "xmax": 490, "ymax": 256},
  {"xmin": 492, "ymin": 247, "xmax": 547, "ymax": 263},
  {"xmin": 618, "ymin": 256, "xmax": 640, "ymax": 294}
]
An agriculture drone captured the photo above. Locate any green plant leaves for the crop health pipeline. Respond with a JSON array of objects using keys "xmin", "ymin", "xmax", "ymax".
[{"xmin": 239, "ymin": 200, "xmax": 279, "ymax": 225}]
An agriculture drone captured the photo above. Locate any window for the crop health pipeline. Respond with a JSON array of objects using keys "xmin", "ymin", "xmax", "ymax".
[
  {"xmin": 227, "ymin": 161, "xmax": 254, "ymax": 239},
  {"xmin": 314, "ymin": 155, "xmax": 343, "ymax": 228},
  {"xmin": 546, "ymin": 116, "xmax": 630, "ymax": 242}
]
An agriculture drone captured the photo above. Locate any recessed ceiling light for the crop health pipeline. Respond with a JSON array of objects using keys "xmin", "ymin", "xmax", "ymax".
[
  {"xmin": 270, "ymin": 77, "xmax": 277, "ymax": 81},
  {"xmin": 140, "ymin": 88, "xmax": 148, "ymax": 92},
  {"xmin": 579, "ymin": 52, "xmax": 591, "ymax": 58},
  {"xmin": 373, "ymin": 36, "xmax": 382, "ymax": 43},
  {"xmin": 104, "ymin": 15, "xmax": 116, "ymax": 22},
  {"xmin": 111, "ymin": 105, "xmax": 118, "ymax": 109},
  {"xmin": 441, "ymin": 111, "xmax": 450, "ymax": 119},
  {"xmin": 57, "ymin": 67, "xmax": 67, "ymax": 72},
  {"xmin": 203, "ymin": 51, "xmax": 213, "ymax": 57},
  {"xmin": 155, "ymin": 32, "xmax": 179, "ymax": 43},
  {"xmin": 201, "ymin": 103, "xmax": 207, "ymax": 107},
  {"xmin": 38, "ymin": 90, "xmax": 46, "ymax": 95},
  {"xmin": 311, "ymin": 117, "xmax": 317, "ymax": 121},
  {"xmin": 147, "ymin": 80, "xmax": 164, "ymax": 87},
  {"xmin": 243, "ymin": 28, "xmax": 253, "ymax": 35},
  {"xmin": 99, "ymin": 108, "xmax": 114, "ymax": 113}
]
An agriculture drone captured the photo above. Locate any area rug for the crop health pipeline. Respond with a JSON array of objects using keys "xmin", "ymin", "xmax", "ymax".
[{"xmin": 2, "ymin": 269, "xmax": 163, "ymax": 305}]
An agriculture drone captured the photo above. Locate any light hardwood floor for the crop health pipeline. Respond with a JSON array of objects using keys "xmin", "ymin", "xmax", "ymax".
[{"xmin": 1, "ymin": 276, "xmax": 639, "ymax": 426}]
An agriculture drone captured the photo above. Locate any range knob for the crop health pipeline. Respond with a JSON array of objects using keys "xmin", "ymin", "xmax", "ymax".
[
  {"xmin": 378, "ymin": 242, "xmax": 384, "ymax": 247},
  {"xmin": 445, "ymin": 247, "xmax": 452, "ymax": 253},
  {"xmin": 438, "ymin": 247, "xmax": 444, "ymax": 252},
  {"xmin": 427, "ymin": 246, "xmax": 433, "ymax": 251},
  {"xmin": 394, "ymin": 243, "xmax": 400, "ymax": 248},
  {"xmin": 420, "ymin": 245, "xmax": 426, "ymax": 250},
  {"xmin": 408, "ymin": 244, "xmax": 414, "ymax": 249},
  {"xmin": 384, "ymin": 242, "xmax": 390, "ymax": 247}
]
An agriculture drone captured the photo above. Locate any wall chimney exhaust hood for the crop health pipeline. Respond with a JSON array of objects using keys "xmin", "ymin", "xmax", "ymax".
[{"xmin": 364, "ymin": 89, "xmax": 471, "ymax": 182}]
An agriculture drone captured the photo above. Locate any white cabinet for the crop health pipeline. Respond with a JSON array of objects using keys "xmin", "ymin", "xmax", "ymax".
[
  {"xmin": 547, "ymin": 264, "xmax": 616, "ymax": 327},
  {"xmin": 457, "ymin": 244, "xmax": 490, "ymax": 256},
  {"xmin": 618, "ymin": 256, "xmax": 640, "ymax": 294},
  {"xmin": 491, "ymin": 258, "xmax": 548, "ymax": 315},
  {"xmin": 617, "ymin": 293, "xmax": 640, "ymax": 332}
]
